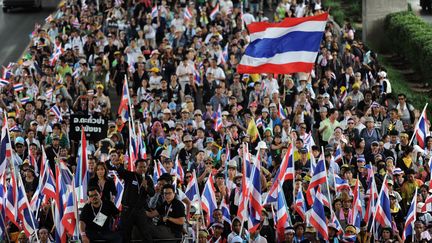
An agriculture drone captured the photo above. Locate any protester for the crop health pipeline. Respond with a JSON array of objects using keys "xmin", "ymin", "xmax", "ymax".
[{"xmin": 0, "ymin": 0, "xmax": 429, "ymax": 242}]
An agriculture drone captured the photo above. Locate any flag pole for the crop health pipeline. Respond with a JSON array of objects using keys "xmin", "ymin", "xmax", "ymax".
[{"xmin": 409, "ymin": 103, "xmax": 428, "ymax": 146}]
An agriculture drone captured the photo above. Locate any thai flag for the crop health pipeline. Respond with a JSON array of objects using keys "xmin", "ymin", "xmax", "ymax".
[
  {"xmin": 151, "ymin": 4, "xmax": 158, "ymax": 18},
  {"xmin": 295, "ymin": 189, "xmax": 307, "ymax": 221},
  {"xmin": 2, "ymin": 67, "xmax": 12, "ymax": 80},
  {"xmin": 54, "ymin": 164, "xmax": 67, "ymax": 243},
  {"xmin": 45, "ymin": 88, "xmax": 53, "ymax": 99},
  {"xmin": 209, "ymin": 3, "xmax": 219, "ymax": 20},
  {"xmin": 17, "ymin": 176, "xmax": 38, "ymax": 238},
  {"xmin": 275, "ymin": 184, "xmax": 290, "ymax": 240},
  {"xmin": 128, "ymin": 121, "xmax": 137, "ymax": 172},
  {"xmin": 72, "ymin": 17, "xmax": 80, "ymax": 28},
  {"xmin": 0, "ymin": 122, "xmax": 12, "ymax": 176},
  {"xmin": 309, "ymin": 190, "xmax": 328, "ymax": 240},
  {"xmin": 49, "ymin": 47, "xmax": 63, "ymax": 66},
  {"xmin": 248, "ymin": 152, "xmax": 263, "ymax": 233},
  {"xmin": 0, "ymin": 176, "xmax": 6, "ymax": 238},
  {"xmin": 334, "ymin": 174, "xmax": 350, "ymax": 192},
  {"xmin": 415, "ymin": 108, "xmax": 429, "ymax": 148},
  {"xmin": 193, "ymin": 66, "xmax": 201, "ymax": 85},
  {"xmin": 265, "ymin": 143, "xmax": 294, "ymax": 203},
  {"xmin": 61, "ymin": 185, "xmax": 76, "ymax": 237},
  {"xmin": 184, "ymin": 7, "xmax": 193, "ymax": 21},
  {"xmin": 118, "ymin": 77, "xmax": 130, "ymax": 123},
  {"xmin": 31, "ymin": 147, "xmax": 56, "ymax": 211},
  {"xmin": 342, "ymin": 233, "xmax": 357, "ymax": 242},
  {"xmin": 13, "ymin": 83, "xmax": 24, "ymax": 92},
  {"xmin": 237, "ymin": 144, "xmax": 251, "ymax": 221},
  {"xmin": 365, "ymin": 174, "xmax": 378, "ymax": 225},
  {"xmin": 74, "ymin": 128, "xmax": 88, "ymax": 203},
  {"xmin": 20, "ymin": 97, "xmax": 31, "ymax": 105},
  {"xmin": 215, "ymin": 104, "xmax": 223, "ymax": 131},
  {"xmin": 50, "ymin": 105, "xmax": 63, "ymax": 121},
  {"xmin": 6, "ymin": 165, "xmax": 18, "ymax": 228},
  {"xmin": 255, "ymin": 116, "xmax": 263, "ymax": 128},
  {"xmin": 334, "ymin": 143, "xmax": 343, "ymax": 163},
  {"xmin": 374, "ymin": 175, "xmax": 392, "ymax": 228},
  {"xmin": 174, "ymin": 156, "xmax": 184, "ymax": 183},
  {"xmin": 302, "ymin": 132, "xmax": 315, "ymax": 148},
  {"xmin": 137, "ymin": 124, "xmax": 147, "ymax": 159},
  {"xmin": 237, "ymin": 13, "xmax": 328, "ymax": 74},
  {"xmin": 330, "ymin": 211, "xmax": 344, "ymax": 235},
  {"xmin": 339, "ymin": 87, "xmax": 347, "ymax": 104},
  {"xmin": 185, "ymin": 170, "xmax": 199, "ymax": 202},
  {"xmin": 220, "ymin": 198, "xmax": 232, "ymax": 225},
  {"xmin": 350, "ymin": 179, "xmax": 362, "ymax": 232},
  {"xmin": 201, "ymin": 174, "xmax": 217, "ymax": 226},
  {"xmin": 306, "ymin": 153, "xmax": 327, "ymax": 205},
  {"xmin": 402, "ymin": 188, "xmax": 418, "ymax": 241},
  {"xmin": 152, "ymin": 161, "xmax": 162, "ymax": 185},
  {"xmin": 113, "ymin": 173, "xmax": 124, "ymax": 211},
  {"xmin": 0, "ymin": 78, "xmax": 9, "ymax": 87},
  {"xmin": 220, "ymin": 43, "xmax": 229, "ymax": 65},
  {"xmin": 278, "ymin": 103, "xmax": 287, "ymax": 119}
]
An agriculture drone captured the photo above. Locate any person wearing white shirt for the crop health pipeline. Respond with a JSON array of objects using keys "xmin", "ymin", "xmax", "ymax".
[
  {"xmin": 242, "ymin": 8, "xmax": 256, "ymax": 26},
  {"xmin": 261, "ymin": 73, "xmax": 279, "ymax": 96},
  {"xmin": 206, "ymin": 58, "xmax": 226, "ymax": 85},
  {"xmin": 176, "ymin": 58, "xmax": 195, "ymax": 91}
]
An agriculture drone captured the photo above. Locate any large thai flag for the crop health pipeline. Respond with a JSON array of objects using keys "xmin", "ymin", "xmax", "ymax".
[
  {"xmin": 137, "ymin": 124, "xmax": 147, "ymax": 160},
  {"xmin": 306, "ymin": 153, "xmax": 327, "ymax": 205},
  {"xmin": 350, "ymin": 179, "xmax": 362, "ymax": 232},
  {"xmin": 215, "ymin": 104, "xmax": 223, "ymax": 131},
  {"xmin": 31, "ymin": 147, "xmax": 56, "ymax": 211},
  {"xmin": 374, "ymin": 176, "xmax": 392, "ymax": 228},
  {"xmin": 185, "ymin": 170, "xmax": 200, "ymax": 202},
  {"xmin": 402, "ymin": 188, "xmax": 418, "ymax": 241},
  {"xmin": 209, "ymin": 3, "xmax": 219, "ymax": 20},
  {"xmin": 118, "ymin": 77, "xmax": 130, "ymax": 123},
  {"xmin": 248, "ymin": 153, "xmax": 262, "ymax": 233},
  {"xmin": 309, "ymin": 190, "xmax": 328, "ymax": 240},
  {"xmin": 275, "ymin": 184, "xmax": 290, "ymax": 240},
  {"xmin": 74, "ymin": 128, "xmax": 88, "ymax": 203},
  {"xmin": 237, "ymin": 13, "xmax": 328, "ymax": 74},
  {"xmin": 415, "ymin": 108, "xmax": 429, "ymax": 148},
  {"xmin": 0, "ymin": 121, "xmax": 12, "ymax": 176},
  {"xmin": 201, "ymin": 175, "xmax": 217, "ymax": 226},
  {"xmin": 294, "ymin": 189, "xmax": 306, "ymax": 221},
  {"xmin": 17, "ymin": 176, "xmax": 38, "ymax": 238}
]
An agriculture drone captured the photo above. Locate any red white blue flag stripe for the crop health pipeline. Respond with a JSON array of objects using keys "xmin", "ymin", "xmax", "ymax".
[
  {"xmin": 201, "ymin": 174, "xmax": 217, "ymax": 226},
  {"xmin": 402, "ymin": 188, "xmax": 417, "ymax": 241},
  {"xmin": 237, "ymin": 13, "xmax": 328, "ymax": 74},
  {"xmin": 415, "ymin": 108, "xmax": 429, "ymax": 148}
]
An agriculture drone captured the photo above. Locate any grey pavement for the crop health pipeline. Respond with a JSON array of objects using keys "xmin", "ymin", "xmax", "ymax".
[
  {"xmin": 0, "ymin": 0, "xmax": 58, "ymax": 67},
  {"xmin": 408, "ymin": 0, "xmax": 432, "ymax": 24}
]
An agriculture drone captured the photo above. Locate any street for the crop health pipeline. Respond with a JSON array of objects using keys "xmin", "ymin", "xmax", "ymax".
[
  {"xmin": 0, "ymin": 0, "xmax": 58, "ymax": 67},
  {"xmin": 408, "ymin": 0, "xmax": 432, "ymax": 24}
]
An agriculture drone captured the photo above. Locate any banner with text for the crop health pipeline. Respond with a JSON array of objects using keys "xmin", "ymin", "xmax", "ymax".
[{"xmin": 70, "ymin": 115, "xmax": 108, "ymax": 142}]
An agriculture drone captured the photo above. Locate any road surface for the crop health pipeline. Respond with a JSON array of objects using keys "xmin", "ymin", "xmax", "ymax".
[
  {"xmin": 0, "ymin": 0, "xmax": 59, "ymax": 66},
  {"xmin": 408, "ymin": 0, "xmax": 432, "ymax": 24}
]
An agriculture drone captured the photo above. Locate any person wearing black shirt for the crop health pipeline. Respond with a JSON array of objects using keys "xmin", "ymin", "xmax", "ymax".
[
  {"xmin": 146, "ymin": 184, "xmax": 186, "ymax": 240},
  {"xmin": 79, "ymin": 187, "xmax": 122, "ymax": 243},
  {"xmin": 114, "ymin": 159, "xmax": 155, "ymax": 242},
  {"xmin": 88, "ymin": 162, "xmax": 117, "ymax": 202}
]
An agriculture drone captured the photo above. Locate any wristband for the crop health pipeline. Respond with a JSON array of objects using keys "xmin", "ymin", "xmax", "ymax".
[{"xmin": 80, "ymin": 232, "xmax": 87, "ymax": 236}]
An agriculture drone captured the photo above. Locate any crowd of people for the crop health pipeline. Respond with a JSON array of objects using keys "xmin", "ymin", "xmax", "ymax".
[{"xmin": 1, "ymin": 0, "xmax": 431, "ymax": 242}]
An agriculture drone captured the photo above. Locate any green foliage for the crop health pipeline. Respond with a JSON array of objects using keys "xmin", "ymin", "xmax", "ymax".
[
  {"xmin": 385, "ymin": 11, "xmax": 432, "ymax": 82},
  {"xmin": 324, "ymin": 0, "xmax": 362, "ymax": 25}
]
